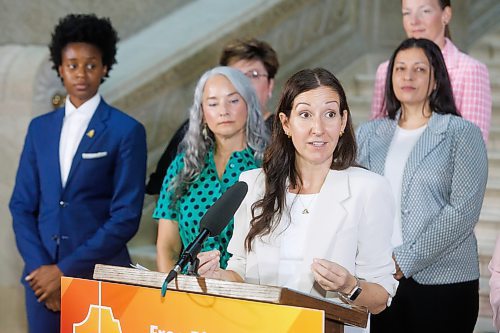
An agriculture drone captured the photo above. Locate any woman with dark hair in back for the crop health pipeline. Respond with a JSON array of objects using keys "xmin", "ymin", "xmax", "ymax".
[
  {"xmin": 371, "ymin": 0, "xmax": 491, "ymax": 143},
  {"xmin": 357, "ymin": 38, "xmax": 488, "ymax": 332}
]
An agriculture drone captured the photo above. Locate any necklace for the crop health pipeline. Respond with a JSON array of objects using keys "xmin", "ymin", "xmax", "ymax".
[{"xmin": 296, "ymin": 193, "xmax": 318, "ymax": 214}]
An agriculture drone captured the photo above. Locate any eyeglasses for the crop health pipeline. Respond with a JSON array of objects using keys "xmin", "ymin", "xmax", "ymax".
[{"xmin": 244, "ymin": 70, "xmax": 269, "ymax": 80}]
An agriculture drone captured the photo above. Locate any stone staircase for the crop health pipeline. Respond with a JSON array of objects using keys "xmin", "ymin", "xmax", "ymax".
[{"xmin": 340, "ymin": 28, "xmax": 500, "ymax": 333}]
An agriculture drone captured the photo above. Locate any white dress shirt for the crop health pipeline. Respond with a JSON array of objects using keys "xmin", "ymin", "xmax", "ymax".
[
  {"xmin": 59, "ymin": 94, "xmax": 100, "ymax": 187},
  {"xmin": 384, "ymin": 125, "xmax": 426, "ymax": 247}
]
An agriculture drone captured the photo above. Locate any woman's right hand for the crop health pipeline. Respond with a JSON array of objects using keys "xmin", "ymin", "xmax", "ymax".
[
  {"xmin": 393, "ymin": 254, "xmax": 404, "ymax": 280},
  {"xmin": 197, "ymin": 250, "xmax": 222, "ymax": 279}
]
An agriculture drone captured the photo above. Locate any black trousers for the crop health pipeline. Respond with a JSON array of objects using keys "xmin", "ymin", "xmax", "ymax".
[{"xmin": 370, "ymin": 277, "xmax": 479, "ymax": 333}]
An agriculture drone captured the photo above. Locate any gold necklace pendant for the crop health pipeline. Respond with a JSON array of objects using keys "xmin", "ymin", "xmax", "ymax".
[
  {"xmin": 289, "ymin": 187, "xmax": 317, "ymax": 215},
  {"xmin": 297, "ymin": 193, "xmax": 316, "ymax": 214}
]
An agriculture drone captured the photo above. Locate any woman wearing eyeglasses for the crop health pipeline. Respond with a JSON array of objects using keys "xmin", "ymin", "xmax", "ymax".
[{"xmin": 220, "ymin": 38, "xmax": 279, "ymax": 128}]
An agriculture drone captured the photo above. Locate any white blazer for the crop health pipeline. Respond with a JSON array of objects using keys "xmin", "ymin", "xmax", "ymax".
[{"xmin": 227, "ymin": 167, "xmax": 398, "ymax": 302}]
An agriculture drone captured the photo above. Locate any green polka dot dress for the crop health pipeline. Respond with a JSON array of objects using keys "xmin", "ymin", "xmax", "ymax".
[{"xmin": 153, "ymin": 147, "xmax": 260, "ymax": 268}]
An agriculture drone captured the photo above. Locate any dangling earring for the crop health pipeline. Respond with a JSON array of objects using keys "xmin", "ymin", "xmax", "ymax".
[
  {"xmin": 202, "ymin": 123, "xmax": 209, "ymax": 140},
  {"xmin": 285, "ymin": 131, "xmax": 291, "ymax": 139},
  {"xmin": 339, "ymin": 130, "xmax": 344, "ymax": 137}
]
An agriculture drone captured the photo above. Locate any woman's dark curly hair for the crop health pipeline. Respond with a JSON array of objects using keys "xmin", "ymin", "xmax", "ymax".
[{"xmin": 49, "ymin": 14, "xmax": 118, "ymax": 82}]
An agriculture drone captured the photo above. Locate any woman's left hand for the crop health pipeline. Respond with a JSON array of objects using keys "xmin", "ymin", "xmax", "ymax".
[{"xmin": 311, "ymin": 258, "xmax": 357, "ymax": 294}]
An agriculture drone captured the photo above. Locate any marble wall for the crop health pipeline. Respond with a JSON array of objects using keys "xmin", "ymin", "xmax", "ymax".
[{"xmin": 0, "ymin": 0, "xmax": 191, "ymax": 45}]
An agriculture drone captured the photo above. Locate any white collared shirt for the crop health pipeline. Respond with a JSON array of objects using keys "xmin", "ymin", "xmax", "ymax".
[{"xmin": 59, "ymin": 94, "xmax": 101, "ymax": 187}]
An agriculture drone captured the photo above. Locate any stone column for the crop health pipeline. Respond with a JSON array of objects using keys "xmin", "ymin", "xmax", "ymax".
[{"xmin": 0, "ymin": 45, "xmax": 62, "ymax": 333}]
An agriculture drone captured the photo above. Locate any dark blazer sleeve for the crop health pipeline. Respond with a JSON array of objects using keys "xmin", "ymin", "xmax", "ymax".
[
  {"xmin": 9, "ymin": 121, "xmax": 53, "ymax": 273},
  {"xmin": 57, "ymin": 120, "xmax": 147, "ymax": 276},
  {"xmin": 145, "ymin": 119, "xmax": 188, "ymax": 195}
]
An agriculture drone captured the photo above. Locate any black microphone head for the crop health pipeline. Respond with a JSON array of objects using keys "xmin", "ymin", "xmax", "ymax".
[{"xmin": 200, "ymin": 181, "xmax": 248, "ymax": 236}]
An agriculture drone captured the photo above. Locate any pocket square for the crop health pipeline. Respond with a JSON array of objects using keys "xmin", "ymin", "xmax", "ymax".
[{"xmin": 82, "ymin": 152, "xmax": 108, "ymax": 159}]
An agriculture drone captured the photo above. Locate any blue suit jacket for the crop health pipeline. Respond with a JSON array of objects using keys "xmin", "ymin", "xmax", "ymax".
[
  {"xmin": 356, "ymin": 112, "xmax": 488, "ymax": 284},
  {"xmin": 10, "ymin": 99, "xmax": 147, "ymax": 280}
]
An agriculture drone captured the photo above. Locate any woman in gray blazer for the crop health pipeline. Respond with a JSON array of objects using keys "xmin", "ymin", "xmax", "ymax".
[{"xmin": 357, "ymin": 38, "xmax": 488, "ymax": 333}]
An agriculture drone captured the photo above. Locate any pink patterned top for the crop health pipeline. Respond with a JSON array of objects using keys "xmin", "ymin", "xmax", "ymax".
[{"xmin": 370, "ymin": 38, "xmax": 491, "ymax": 142}]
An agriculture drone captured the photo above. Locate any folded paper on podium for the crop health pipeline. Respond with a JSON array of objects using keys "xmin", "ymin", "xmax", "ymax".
[{"xmin": 60, "ymin": 264, "xmax": 368, "ymax": 333}]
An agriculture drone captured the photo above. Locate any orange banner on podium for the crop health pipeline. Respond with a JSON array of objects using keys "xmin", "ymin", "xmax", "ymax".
[{"xmin": 61, "ymin": 277, "xmax": 324, "ymax": 333}]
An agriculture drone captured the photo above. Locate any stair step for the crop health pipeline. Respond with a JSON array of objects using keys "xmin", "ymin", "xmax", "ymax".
[
  {"xmin": 476, "ymin": 207, "xmax": 500, "ymax": 246},
  {"xmin": 353, "ymin": 74, "xmax": 375, "ymax": 97},
  {"xmin": 348, "ymin": 95, "xmax": 372, "ymax": 127},
  {"xmin": 482, "ymin": 59, "xmax": 500, "ymax": 76},
  {"xmin": 483, "ymin": 177, "xmax": 500, "ymax": 209},
  {"xmin": 488, "ymin": 127, "xmax": 500, "ymax": 150},
  {"xmin": 471, "ymin": 35, "xmax": 500, "ymax": 63},
  {"xmin": 474, "ymin": 316, "xmax": 496, "ymax": 333},
  {"xmin": 490, "ymin": 78, "xmax": 500, "ymax": 99},
  {"xmin": 478, "ymin": 237, "xmax": 495, "ymax": 280},
  {"xmin": 478, "ymin": 248, "xmax": 495, "ymax": 324},
  {"xmin": 489, "ymin": 151, "xmax": 500, "ymax": 178}
]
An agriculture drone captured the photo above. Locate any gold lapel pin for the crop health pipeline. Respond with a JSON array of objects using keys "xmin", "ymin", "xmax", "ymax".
[{"xmin": 86, "ymin": 129, "xmax": 95, "ymax": 138}]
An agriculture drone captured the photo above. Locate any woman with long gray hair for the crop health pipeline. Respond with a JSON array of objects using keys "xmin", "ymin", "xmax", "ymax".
[{"xmin": 153, "ymin": 66, "xmax": 269, "ymax": 272}]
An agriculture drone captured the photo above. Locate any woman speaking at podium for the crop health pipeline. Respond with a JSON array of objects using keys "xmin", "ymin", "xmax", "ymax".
[{"xmin": 198, "ymin": 68, "xmax": 398, "ymax": 332}]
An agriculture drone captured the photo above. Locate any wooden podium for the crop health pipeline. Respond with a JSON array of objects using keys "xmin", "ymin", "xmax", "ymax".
[{"xmin": 60, "ymin": 264, "xmax": 368, "ymax": 333}]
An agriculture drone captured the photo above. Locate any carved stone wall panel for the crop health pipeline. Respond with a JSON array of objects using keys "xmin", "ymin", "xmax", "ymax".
[
  {"xmin": 108, "ymin": 0, "xmax": 365, "ymax": 168},
  {"xmin": 31, "ymin": 59, "xmax": 65, "ymax": 115},
  {"xmin": 138, "ymin": 84, "xmax": 194, "ymax": 163},
  {"xmin": 114, "ymin": 0, "xmax": 355, "ymax": 151},
  {"xmin": 0, "ymin": 45, "xmax": 50, "ymax": 333},
  {"xmin": 265, "ymin": 0, "xmax": 353, "ymax": 64},
  {"xmin": 370, "ymin": 0, "xmax": 406, "ymax": 49},
  {"xmin": 0, "ymin": 0, "xmax": 192, "ymax": 45},
  {"xmin": 113, "ymin": 0, "xmax": 361, "ymax": 160},
  {"xmin": 467, "ymin": 0, "xmax": 500, "ymax": 48}
]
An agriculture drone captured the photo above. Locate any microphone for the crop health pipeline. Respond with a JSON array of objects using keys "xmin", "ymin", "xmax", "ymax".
[{"xmin": 161, "ymin": 181, "xmax": 248, "ymax": 296}]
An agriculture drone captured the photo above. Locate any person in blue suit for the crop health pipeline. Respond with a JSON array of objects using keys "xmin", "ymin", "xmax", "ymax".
[{"xmin": 9, "ymin": 14, "xmax": 147, "ymax": 333}]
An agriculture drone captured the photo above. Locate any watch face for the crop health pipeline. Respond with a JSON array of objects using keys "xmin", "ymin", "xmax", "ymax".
[{"xmin": 349, "ymin": 286, "xmax": 362, "ymax": 301}]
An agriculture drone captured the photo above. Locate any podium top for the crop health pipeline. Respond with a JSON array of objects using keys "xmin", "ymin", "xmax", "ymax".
[{"xmin": 93, "ymin": 264, "xmax": 368, "ymax": 328}]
